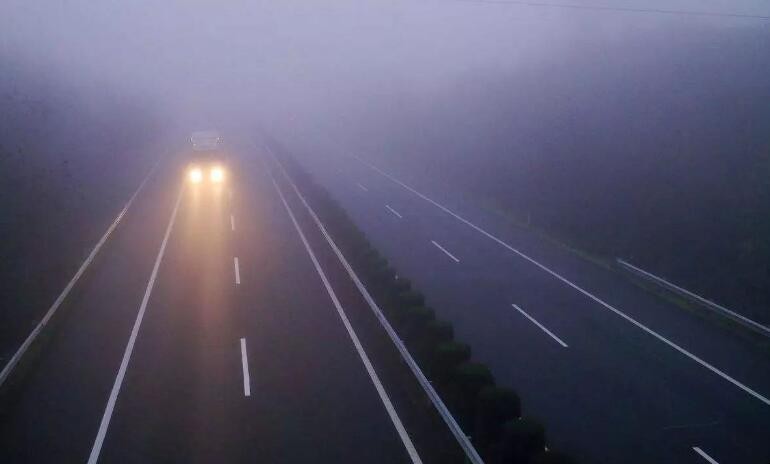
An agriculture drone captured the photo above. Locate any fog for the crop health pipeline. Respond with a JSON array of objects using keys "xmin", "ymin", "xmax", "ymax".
[
  {"xmin": 4, "ymin": 5, "xmax": 770, "ymax": 463},
  {"xmin": 3, "ymin": 0, "xmax": 770, "ymax": 320},
  {"xmin": 4, "ymin": 0, "xmax": 769, "ymax": 132}
]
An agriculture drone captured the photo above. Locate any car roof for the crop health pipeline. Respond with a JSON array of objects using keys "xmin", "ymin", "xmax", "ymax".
[{"xmin": 191, "ymin": 130, "xmax": 220, "ymax": 139}]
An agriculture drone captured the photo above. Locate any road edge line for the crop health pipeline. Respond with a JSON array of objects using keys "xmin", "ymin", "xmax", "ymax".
[
  {"xmin": 617, "ymin": 258, "xmax": 770, "ymax": 338},
  {"xmin": 266, "ymin": 147, "xmax": 483, "ymax": 464},
  {"xmin": 87, "ymin": 185, "xmax": 183, "ymax": 464},
  {"xmin": 354, "ymin": 156, "xmax": 770, "ymax": 407},
  {"xmin": 0, "ymin": 157, "xmax": 163, "ymax": 390},
  {"xmin": 267, "ymin": 167, "xmax": 423, "ymax": 464}
]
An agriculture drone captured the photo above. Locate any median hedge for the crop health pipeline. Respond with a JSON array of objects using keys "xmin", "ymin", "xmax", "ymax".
[{"xmin": 278, "ymin": 153, "xmax": 579, "ymax": 464}]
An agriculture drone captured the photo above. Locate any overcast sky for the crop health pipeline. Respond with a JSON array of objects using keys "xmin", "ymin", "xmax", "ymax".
[{"xmin": 2, "ymin": 0, "xmax": 769, "ymax": 129}]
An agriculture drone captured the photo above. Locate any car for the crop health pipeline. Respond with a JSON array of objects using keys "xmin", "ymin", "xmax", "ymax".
[
  {"xmin": 190, "ymin": 130, "xmax": 222, "ymax": 152},
  {"xmin": 187, "ymin": 131, "xmax": 227, "ymax": 184}
]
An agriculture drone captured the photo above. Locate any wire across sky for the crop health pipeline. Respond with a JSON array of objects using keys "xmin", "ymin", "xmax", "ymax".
[{"xmin": 448, "ymin": 0, "xmax": 770, "ymax": 20}]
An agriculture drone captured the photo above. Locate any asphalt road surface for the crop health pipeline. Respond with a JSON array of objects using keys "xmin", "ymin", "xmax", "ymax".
[
  {"xmin": 0, "ymin": 146, "xmax": 462, "ymax": 463},
  {"xmin": 298, "ymin": 150, "xmax": 770, "ymax": 464}
]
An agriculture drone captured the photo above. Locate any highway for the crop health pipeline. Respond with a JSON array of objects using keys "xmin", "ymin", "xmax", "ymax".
[
  {"xmin": 298, "ymin": 150, "xmax": 770, "ymax": 464},
  {"xmin": 0, "ymin": 145, "xmax": 463, "ymax": 463}
]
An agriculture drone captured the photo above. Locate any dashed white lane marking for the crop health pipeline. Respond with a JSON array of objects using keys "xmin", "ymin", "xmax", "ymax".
[
  {"xmin": 512, "ymin": 304, "xmax": 569, "ymax": 348},
  {"xmin": 692, "ymin": 447, "xmax": 719, "ymax": 464},
  {"xmin": 234, "ymin": 257, "xmax": 241, "ymax": 285},
  {"xmin": 356, "ymin": 157, "xmax": 770, "ymax": 407},
  {"xmin": 87, "ymin": 186, "xmax": 183, "ymax": 464},
  {"xmin": 268, "ymin": 170, "xmax": 423, "ymax": 464},
  {"xmin": 356, "ymin": 182, "xmax": 369, "ymax": 192},
  {"xmin": 230, "ymin": 214, "xmax": 235, "ymax": 231},
  {"xmin": 431, "ymin": 240, "xmax": 460, "ymax": 263},
  {"xmin": 385, "ymin": 205, "xmax": 403, "ymax": 219},
  {"xmin": 240, "ymin": 338, "xmax": 251, "ymax": 397}
]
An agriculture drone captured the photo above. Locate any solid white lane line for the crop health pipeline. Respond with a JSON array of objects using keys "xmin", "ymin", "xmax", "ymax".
[
  {"xmin": 356, "ymin": 182, "xmax": 369, "ymax": 192},
  {"xmin": 268, "ymin": 171, "xmax": 423, "ymax": 464},
  {"xmin": 230, "ymin": 214, "xmax": 235, "ymax": 231},
  {"xmin": 240, "ymin": 338, "xmax": 251, "ymax": 397},
  {"xmin": 0, "ymin": 158, "xmax": 162, "ymax": 389},
  {"xmin": 692, "ymin": 447, "xmax": 719, "ymax": 464},
  {"xmin": 385, "ymin": 205, "xmax": 403, "ymax": 219},
  {"xmin": 87, "ymin": 186, "xmax": 183, "ymax": 464},
  {"xmin": 234, "ymin": 257, "xmax": 241, "ymax": 285},
  {"xmin": 356, "ymin": 157, "xmax": 770, "ymax": 407},
  {"xmin": 618, "ymin": 258, "xmax": 770, "ymax": 337},
  {"xmin": 268, "ymin": 152, "xmax": 483, "ymax": 464},
  {"xmin": 431, "ymin": 240, "xmax": 460, "ymax": 263},
  {"xmin": 512, "ymin": 304, "xmax": 569, "ymax": 348}
]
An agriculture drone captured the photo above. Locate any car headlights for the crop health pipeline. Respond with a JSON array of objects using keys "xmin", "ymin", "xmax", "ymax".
[
  {"xmin": 210, "ymin": 166, "xmax": 225, "ymax": 183},
  {"xmin": 189, "ymin": 167, "xmax": 203, "ymax": 183}
]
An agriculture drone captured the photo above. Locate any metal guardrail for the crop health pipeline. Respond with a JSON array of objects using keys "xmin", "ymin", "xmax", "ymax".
[
  {"xmin": 616, "ymin": 258, "xmax": 770, "ymax": 338},
  {"xmin": 265, "ymin": 146, "xmax": 485, "ymax": 464}
]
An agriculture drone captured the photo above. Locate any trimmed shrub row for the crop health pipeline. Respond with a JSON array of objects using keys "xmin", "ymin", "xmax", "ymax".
[{"xmin": 279, "ymin": 155, "xmax": 578, "ymax": 464}]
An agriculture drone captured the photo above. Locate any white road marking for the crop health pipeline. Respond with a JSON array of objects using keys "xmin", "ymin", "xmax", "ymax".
[
  {"xmin": 267, "ymin": 169, "xmax": 423, "ymax": 464},
  {"xmin": 692, "ymin": 447, "xmax": 719, "ymax": 464},
  {"xmin": 431, "ymin": 240, "xmax": 460, "ymax": 263},
  {"xmin": 268, "ymin": 151, "xmax": 482, "ymax": 464},
  {"xmin": 230, "ymin": 214, "xmax": 235, "ymax": 231},
  {"xmin": 356, "ymin": 157, "xmax": 770, "ymax": 407},
  {"xmin": 87, "ymin": 186, "xmax": 183, "ymax": 464},
  {"xmin": 512, "ymin": 304, "xmax": 568, "ymax": 348},
  {"xmin": 356, "ymin": 182, "xmax": 369, "ymax": 192},
  {"xmin": 0, "ymin": 158, "xmax": 162, "ymax": 389},
  {"xmin": 385, "ymin": 204, "xmax": 403, "ymax": 219},
  {"xmin": 240, "ymin": 338, "xmax": 251, "ymax": 397},
  {"xmin": 661, "ymin": 420, "xmax": 720, "ymax": 431},
  {"xmin": 618, "ymin": 258, "xmax": 770, "ymax": 337},
  {"xmin": 234, "ymin": 257, "xmax": 241, "ymax": 285}
]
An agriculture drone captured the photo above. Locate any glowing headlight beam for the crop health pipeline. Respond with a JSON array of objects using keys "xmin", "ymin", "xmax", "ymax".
[
  {"xmin": 210, "ymin": 166, "xmax": 225, "ymax": 183},
  {"xmin": 189, "ymin": 167, "xmax": 203, "ymax": 183}
]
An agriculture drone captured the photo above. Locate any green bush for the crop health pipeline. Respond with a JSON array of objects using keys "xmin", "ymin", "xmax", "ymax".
[
  {"xmin": 453, "ymin": 362, "xmax": 495, "ymax": 398},
  {"xmin": 284, "ymin": 158, "xmax": 565, "ymax": 464},
  {"xmin": 425, "ymin": 319, "xmax": 454, "ymax": 343},
  {"xmin": 372, "ymin": 254, "xmax": 389, "ymax": 269},
  {"xmin": 474, "ymin": 386, "xmax": 521, "ymax": 448},
  {"xmin": 404, "ymin": 305, "xmax": 435, "ymax": 326},
  {"xmin": 530, "ymin": 451, "xmax": 578, "ymax": 464},
  {"xmin": 397, "ymin": 290, "xmax": 425, "ymax": 307},
  {"xmin": 363, "ymin": 253, "xmax": 392, "ymax": 287},
  {"xmin": 392, "ymin": 277, "xmax": 412, "ymax": 293},
  {"xmin": 430, "ymin": 341, "xmax": 471, "ymax": 383},
  {"xmin": 362, "ymin": 252, "xmax": 387, "ymax": 275},
  {"xmin": 415, "ymin": 319, "xmax": 454, "ymax": 361},
  {"xmin": 399, "ymin": 305, "xmax": 436, "ymax": 342},
  {"xmin": 358, "ymin": 245, "xmax": 379, "ymax": 263},
  {"xmin": 500, "ymin": 417, "xmax": 546, "ymax": 464},
  {"xmin": 449, "ymin": 362, "xmax": 495, "ymax": 426},
  {"xmin": 340, "ymin": 227, "xmax": 371, "ymax": 252}
]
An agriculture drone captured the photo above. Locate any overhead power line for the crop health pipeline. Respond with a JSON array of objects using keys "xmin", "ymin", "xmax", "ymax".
[{"xmin": 448, "ymin": 0, "xmax": 770, "ymax": 20}]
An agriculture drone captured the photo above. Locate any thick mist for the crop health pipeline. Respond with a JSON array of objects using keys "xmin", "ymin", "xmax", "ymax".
[
  {"xmin": 3, "ymin": 0, "xmax": 770, "ymax": 319},
  {"xmin": 3, "ymin": 0, "xmax": 768, "ymax": 128}
]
